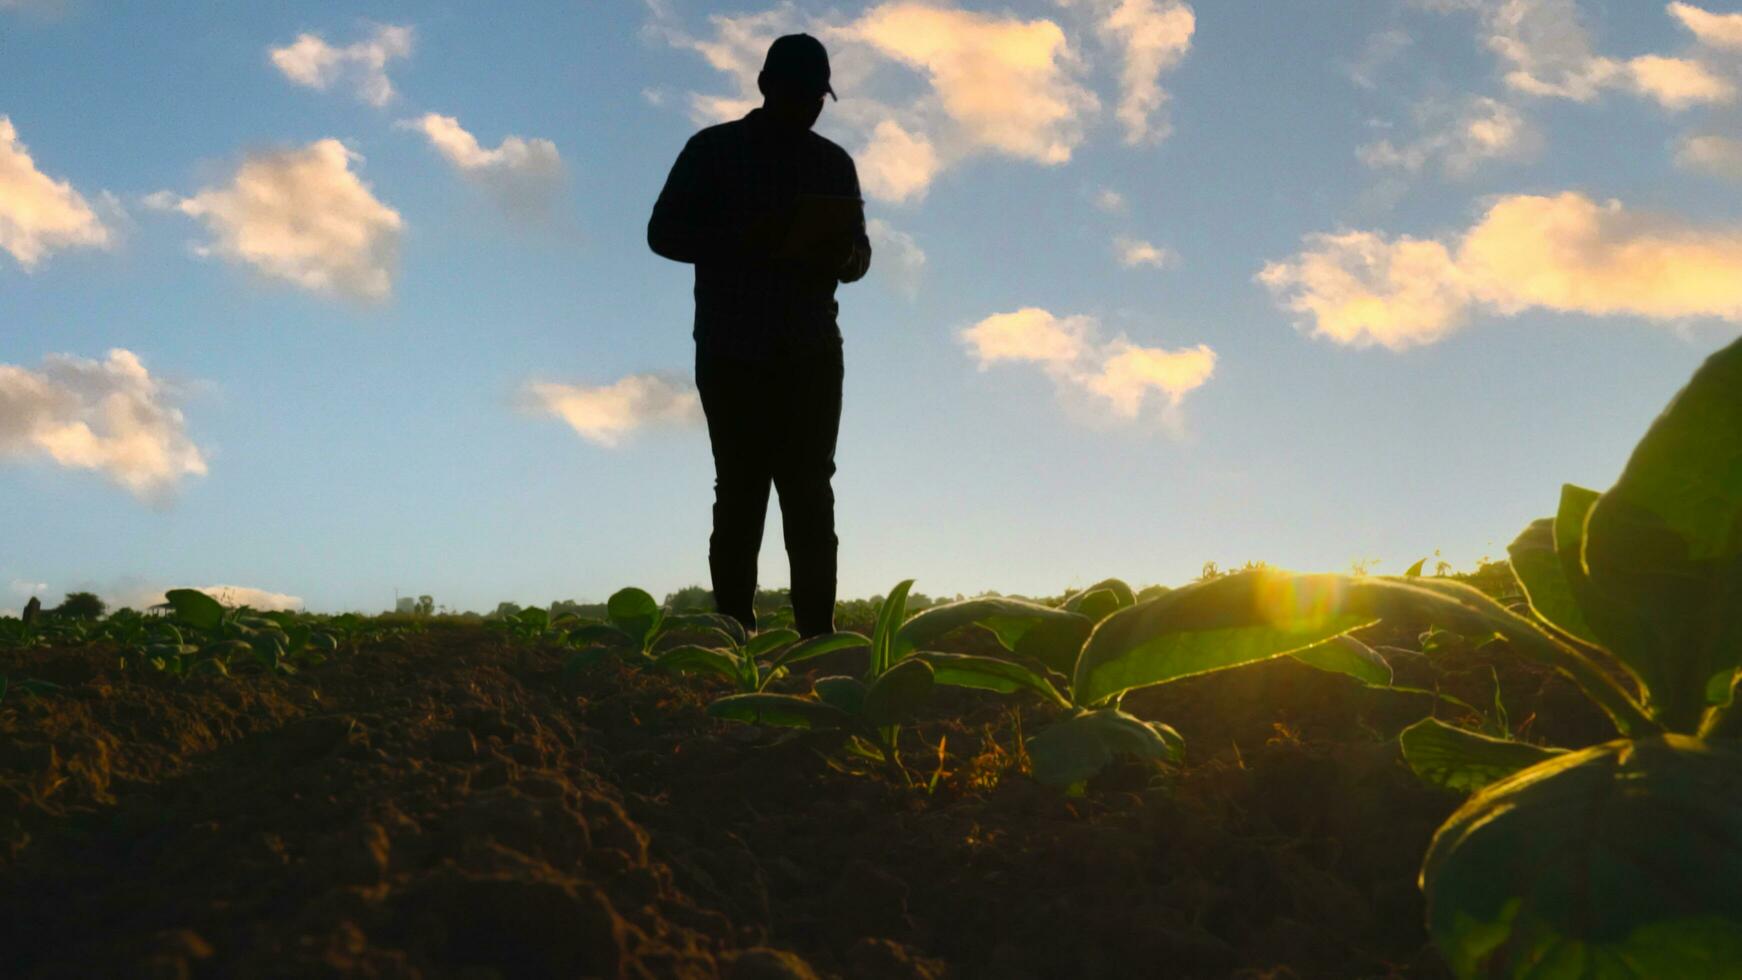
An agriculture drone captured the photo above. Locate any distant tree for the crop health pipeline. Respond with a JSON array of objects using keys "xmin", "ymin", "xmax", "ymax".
[
  {"xmin": 395, "ymin": 597, "xmax": 417, "ymax": 614},
  {"xmin": 664, "ymin": 585, "xmax": 712, "ymax": 612},
  {"xmin": 52, "ymin": 591, "xmax": 106, "ymax": 621},
  {"xmin": 550, "ymin": 599, "xmax": 607, "ymax": 619},
  {"xmin": 416, "ymin": 595, "xmax": 434, "ymax": 616},
  {"xmin": 491, "ymin": 602, "xmax": 523, "ymax": 620}
]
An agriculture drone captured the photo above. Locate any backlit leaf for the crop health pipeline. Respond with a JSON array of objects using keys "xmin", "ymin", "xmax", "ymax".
[
  {"xmin": 1400, "ymin": 717, "xmax": 1563, "ymax": 793},
  {"xmin": 1073, "ymin": 571, "xmax": 1374, "ymax": 706},
  {"xmin": 1422, "ymin": 735, "xmax": 1742, "ymax": 979}
]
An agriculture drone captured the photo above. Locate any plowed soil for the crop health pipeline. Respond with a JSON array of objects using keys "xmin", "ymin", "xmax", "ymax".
[{"xmin": 0, "ymin": 618, "xmax": 1616, "ymax": 979}]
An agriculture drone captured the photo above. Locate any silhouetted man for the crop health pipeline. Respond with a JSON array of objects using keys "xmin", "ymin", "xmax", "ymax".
[{"xmin": 648, "ymin": 34, "xmax": 872, "ymax": 637}]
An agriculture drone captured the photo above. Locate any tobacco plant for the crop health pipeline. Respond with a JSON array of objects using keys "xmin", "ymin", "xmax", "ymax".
[
  {"xmin": 893, "ymin": 575, "xmax": 1389, "ymax": 789},
  {"xmin": 707, "ymin": 582, "xmax": 939, "ymax": 776},
  {"xmin": 656, "ymin": 627, "xmax": 868, "ymax": 693},
  {"xmin": 1348, "ymin": 334, "xmax": 1742, "ymax": 978}
]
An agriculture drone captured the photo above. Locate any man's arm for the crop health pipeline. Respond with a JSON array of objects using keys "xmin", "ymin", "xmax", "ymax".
[
  {"xmin": 647, "ymin": 135, "xmax": 726, "ymax": 264},
  {"xmin": 837, "ymin": 156, "xmax": 872, "ymax": 284}
]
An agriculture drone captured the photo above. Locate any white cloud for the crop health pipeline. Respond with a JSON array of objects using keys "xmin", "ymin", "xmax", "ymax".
[
  {"xmin": 1678, "ymin": 133, "xmax": 1742, "ymax": 177},
  {"xmin": 524, "ymin": 374, "xmax": 702, "ymax": 448},
  {"xmin": 400, "ymin": 113, "xmax": 563, "ymax": 219},
  {"xmin": 960, "ymin": 307, "xmax": 1215, "ymax": 421},
  {"xmin": 1444, "ymin": 0, "xmax": 1734, "ymax": 110},
  {"xmin": 0, "ymin": 349, "xmax": 207, "ymax": 501},
  {"xmin": 1358, "ymin": 96, "xmax": 1538, "ymax": 177},
  {"xmin": 0, "ymin": 115, "xmax": 112, "ymax": 269},
  {"xmin": 840, "ymin": 3, "xmax": 1098, "ymax": 165},
  {"xmin": 8, "ymin": 579, "xmax": 47, "ymax": 598},
  {"xmin": 858, "ymin": 119, "xmax": 940, "ymax": 203},
  {"xmin": 153, "ymin": 139, "xmax": 402, "ymax": 301},
  {"xmin": 867, "ymin": 217, "xmax": 926, "ymax": 298},
  {"xmin": 1670, "ymin": 2, "xmax": 1742, "ymax": 50},
  {"xmin": 1092, "ymin": 187, "xmax": 1127, "ymax": 212},
  {"xmin": 1070, "ymin": 0, "xmax": 1196, "ymax": 144},
  {"xmin": 961, "ymin": 307, "xmax": 1093, "ymax": 365},
  {"xmin": 1260, "ymin": 192, "xmax": 1742, "ymax": 349},
  {"xmin": 1113, "ymin": 235, "xmax": 1175, "ymax": 269},
  {"xmin": 269, "ymin": 24, "xmax": 412, "ymax": 107},
  {"xmin": 114, "ymin": 585, "xmax": 304, "ymax": 612},
  {"xmin": 1258, "ymin": 231, "xmax": 1471, "ymax": 349},
  {"xmin": 657, "ymin": 3, "xmax": 1102, "ymax": 202},
  {"xmin": 1624, "ymin": 54, "xmax": 1735, "ymax": 109},
  {"xmin": 1083, "ymin": 340, "xmax": 1216, "ymax": 416}
]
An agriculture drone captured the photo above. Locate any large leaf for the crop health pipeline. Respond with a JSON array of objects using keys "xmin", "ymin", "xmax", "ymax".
[
  {"xmin": 656, "ymin": 646, "xmax": 745, "ymax": 685},
  {"xmin": 164, "ymin": 589, "xmax": 225, "ymax": 631},
  {"xmin": 606, "ymin": 588, "xmax": 663, "ymax": 649},
  {"xmin": 1340, "ymin": 576, "xmax": 1657, "ymax": 738},
  {"xmin": 862, "ymin": 656, "xmax": 934, "ymax": 726},
  {"xmin": 871, "ymin": 580, "xmax": 914, "ymax": 676},
  {"xmin": 1026, "ymin": 708, "xmax": 1184, "ymax": 789},
  {"xmin": 894, "ymin": 597, "xmax": 1091, "ymax": 671},
  {"xmin": 1073, "ymin": 571, "xmax": 1375, "ymax": 706},
  {"xmin": 708, "ymin": 693, "xmax": 854, "ymax": 730},
  {"xmin": 743, "ymin": 628, "xmax": 801, "ymax": 662},
  {"xmin": 1291, "ymin": 635, "xmax": 1393, "ymax": 686},
  {"xmin": 1400, "ymin": 717, "xmax": 1564, "ymax": 793},
  {"xmin": 813, "ymin": 675, "xmax": 868, "ymax": 714},
  {"xmin": 1422, "ymin": 735, "xmax": 1742, "ymax": 979},
  {"xmin": 917, "ymin": 651, "xmax": 1070, "ymax": 707},
  {"xmin": 661, "ymin": 612, "xmax": 748, "ymax": 646},
  {"xmin": 1580, "ymin": 339, "xmax": 1742, "ymax": 731},
  {"xmin": 1062, "ymin": 578, "xmax": 1136, "ymax": 622},
  {"xmin": 768, "ymin": 631, "xmax": 869, "ymax": 672},
  {"xmin": 1507, "ymin": 514, "xmax": 1598, "ymax": 645}
]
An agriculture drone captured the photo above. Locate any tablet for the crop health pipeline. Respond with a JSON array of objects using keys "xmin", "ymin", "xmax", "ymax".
[{"xmin": 777, "ymin": 193, "xmax": 863, "ymax": 260}]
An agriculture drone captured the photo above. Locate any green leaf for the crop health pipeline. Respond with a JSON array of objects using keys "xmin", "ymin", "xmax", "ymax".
[
  {"xmin": 862, "ymin": 656, "xmax": 934, "ymax": 726},
  {"xmin": 1404, "ymin": 557, "xmax": 1427, "ymax": 578},
  {"xmin": 606, "ymin": 588, "xmax": 663, "ymax": 648},
  {"xmin": 661, "ymin": 612, "xmax": 748, "ymax": 646},
  {"xmin": 871, "ymin": 579, "xmax": 914, "ymax": 676},
  {"xmin": 812, "ymin": 675, "xmax": 868, "ymax": 714},
  {"xmin": 1062, "ymin": 578, "xmax": 1136, "ymax": 622},
  {"xmin": 1026, "ymin": 708, "xmax": 1184, "ymax": 789},
  {"xmin": 165, "ymin": 589, "xmax": 225, "ymax": 631},
  {"xmin": 1422, "ymin": 735, "xmax": 1742, "ymax": 979},
  {"xmin": 1506, "ymin": 513, "xmax": 1599, "ymax": 645},
  {"xmin": 744, "ymin": 628, "xmax": 801, "ymax": 661},
  {"xmin": 917, "ymin": 651, "xmax": 1069, "ymax": 707},
  {"xmin": 1399, "ymin": 717, "xmax": 1564, "ymax": 793},
  {"xmin": 767, "ymin": 631, "xmax": 869, "ymax": 673},
  {"xmin": 1062, "ymin": 589, "xmax": 1121, "ymax": 625},
  {"xmin": 1291, "ymin": 635, "xmax": 1393, "ymax": 686},
  {"xmin": 708, "ymin": 693, "xmax": 855, "ymax": 730},
  {"xmin": 894, "ymin": 596, "xmax": 1091, "ymax": 671},
  {"xmin": 1579, "ymin": 338, "xmax": 1742, "ymax": 730},
  {"xmin": 1073, "ymin": 571, "xmax": 1375, "ymax": 706},
  {"xmin": 516, "ymin": 606, "xmax": 549, "ymax": 630},
  {"xmin": 656, "ymin": 645, "xmax": 745, "ymax": 684}
]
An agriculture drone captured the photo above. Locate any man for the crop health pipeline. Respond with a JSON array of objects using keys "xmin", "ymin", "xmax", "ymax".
[{"xmin": 648, "ymin": 34, "xmax": 872, "ymax": 637}]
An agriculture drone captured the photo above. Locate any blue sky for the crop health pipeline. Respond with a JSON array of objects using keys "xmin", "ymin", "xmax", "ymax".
[{"xmin": 4, "ymin": 0, "xmax": 1741, "ymax": 613}]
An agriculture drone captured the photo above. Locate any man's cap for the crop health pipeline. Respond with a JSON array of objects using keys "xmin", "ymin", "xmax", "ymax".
[{"xmin": 762, "ymin": 33, "xmax": 836, "ymax": 100}]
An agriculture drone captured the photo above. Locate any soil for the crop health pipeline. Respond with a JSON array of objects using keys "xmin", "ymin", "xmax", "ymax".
[{"xmin": 0, "ymin": 617, "xmax": 1618, "ymax": 979}]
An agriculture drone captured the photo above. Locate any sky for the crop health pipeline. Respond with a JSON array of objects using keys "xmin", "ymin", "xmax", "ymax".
[{"xmin": 4, "ymin": 0, "xmax": 1742, "ymax": 614}]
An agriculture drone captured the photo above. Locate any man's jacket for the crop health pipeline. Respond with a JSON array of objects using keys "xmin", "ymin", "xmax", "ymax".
[{"xmin": 648, "ymin": 108, "xmax": 872, "ymax": 360}]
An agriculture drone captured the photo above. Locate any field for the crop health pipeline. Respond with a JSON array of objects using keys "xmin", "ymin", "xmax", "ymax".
[
  {"xmin": 0, "ymin": 599, "xmax": 1609, "ymax": 979},
  {"xmin": 3, "ymin": 338, "xmax": 1740, "ymax": 980}
]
